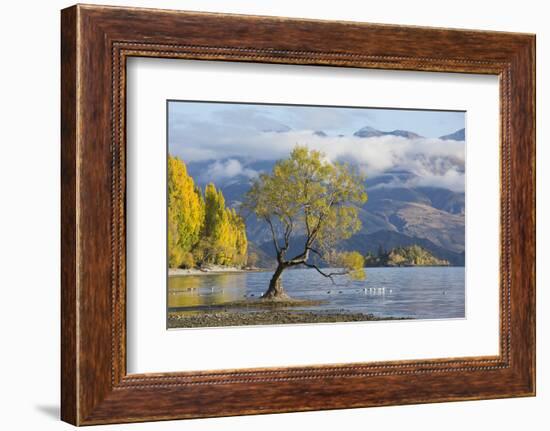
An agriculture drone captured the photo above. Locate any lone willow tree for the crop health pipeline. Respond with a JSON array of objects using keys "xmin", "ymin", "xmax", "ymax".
[{"xmin": 244, "ymin": 146, "xmax": 368, "ymax": 299}]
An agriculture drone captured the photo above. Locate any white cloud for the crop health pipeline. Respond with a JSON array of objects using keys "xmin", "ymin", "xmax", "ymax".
[
  {"xmin": 170, "ymin": 125, "xmax": 465, "ymax": 191},
  {"xmin": 202, "ymin": 159, "xmax": 258, "ymax": 182},
  {"xmin": 413, "ymin": 169, "xmax": 465, "ymax": 192}
]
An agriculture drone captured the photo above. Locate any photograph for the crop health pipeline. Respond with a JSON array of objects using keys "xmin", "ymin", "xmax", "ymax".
[{"xmin": 167, "ymin": 101, "xmax": 466, "ymax": 328}]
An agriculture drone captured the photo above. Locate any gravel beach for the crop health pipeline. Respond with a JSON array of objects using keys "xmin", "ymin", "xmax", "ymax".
[{"xmin": 168, "ymin": 309, "xmax": 407, "ymax": 328}]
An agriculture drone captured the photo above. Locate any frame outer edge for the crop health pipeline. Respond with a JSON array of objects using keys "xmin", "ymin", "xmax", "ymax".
[
  {"xmin": 531, "ymin": 34, "xmax": 536, "ymax": 396},
  {"xmin": 61, "ymin": 5, "xmax": 79, "ymax": 426},
  {"xmin": 526, "ymin": 35, "xmax": 536, "ymax": 395},
  {"xmin": 502, "ymin": 35, "xmax": 536, "ymax": 396},
  {"xmin": 524, "ymin": 35, "xmax": 537, "ymax": 396}
]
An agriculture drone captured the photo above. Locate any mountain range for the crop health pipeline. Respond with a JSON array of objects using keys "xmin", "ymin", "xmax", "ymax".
[
  {"xmin": 353, "ymin": 126, "xmax": 423, "ymax": 139},
  {"xmin": 185, "ymin": 126, "xmax": 466, "ymax": 266},
  {"xmin": 440, "ymin": 128, "xmax": 466, "ymax": 141}
]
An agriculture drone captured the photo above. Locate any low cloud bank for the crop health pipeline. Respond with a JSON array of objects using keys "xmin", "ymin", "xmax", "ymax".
[{"xmin": 171, "ymin": 125, "xmax": 465, "ymax": 192}]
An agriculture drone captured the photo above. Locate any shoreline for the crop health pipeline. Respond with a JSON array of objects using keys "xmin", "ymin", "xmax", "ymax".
[
  {"xmin": 169, "ymin": 265, "xmax": 465, "ymax": 277},
  {"xmin": 169, "ymin": 266, "xmax": 270, "ymax": 277},
  {"xmin": 364, "ymin": 264, "xmax": 463, "ymax": 268},
  {"xmin": 168, "ymin": 310, "xmax": 409, "ymax": 328}
]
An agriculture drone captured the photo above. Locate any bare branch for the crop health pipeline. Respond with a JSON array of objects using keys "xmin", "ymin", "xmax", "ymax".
[
  {"xmin": 282, "ymin": 216, "xmax": 294, "ymax": 251},
  {"xmin": 307, "ymin": 191, "xmax": 339, "ymax": 247},
  {"xmin": 286, "ymin": 248, "xmax": 310, "ymax": 265},
  {"xmin": 303, "ymin": 176, "xmax": 311, "ymax": 237},
  {"xmin": 265, "ymin": 216, "xmax": 281, "ymax": 255},
  {"xmin": 302, "ymin": 262, "xmax": 350, "ymax": 284},
  {"xmin": 308, "ymin": 247, "xmax": 324, "ymax": 259}
]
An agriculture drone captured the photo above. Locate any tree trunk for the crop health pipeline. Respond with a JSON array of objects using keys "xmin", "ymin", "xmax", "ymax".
[{"xmin": 262, "ymin": 263, "xmax": 289, "ymax": 299}]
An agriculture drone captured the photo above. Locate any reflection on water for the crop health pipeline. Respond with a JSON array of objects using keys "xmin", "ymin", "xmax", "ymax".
[
  {"xmin": 169, "ymin": 274, "xmax": 246, "ymax": 309},
  {"xmin": 168, "ymin": 267, "xmax": 465, "ymax": 319}
]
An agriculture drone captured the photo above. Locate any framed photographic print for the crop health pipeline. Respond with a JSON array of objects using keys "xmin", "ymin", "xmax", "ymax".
[
  {"xmin": 61, "ymin": 4, "xmax": 536, "ymax": 425},
  {"xmin": 165, "ymin": 101, "xmax": 467, "ymax": 329}
]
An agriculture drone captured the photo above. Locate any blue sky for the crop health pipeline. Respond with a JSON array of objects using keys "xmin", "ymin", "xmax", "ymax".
[{"xmin": 169, "ymin": 101, "xmax": 464, "ymax": 141}]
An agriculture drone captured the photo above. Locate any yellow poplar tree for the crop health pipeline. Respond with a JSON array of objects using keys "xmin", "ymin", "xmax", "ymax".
[
  {"xmin": 201, "ymin": 183, "xmax": 248, "ymax": 266},
  {"xmin": 167, "ymin": 159, "xmax": 248, "ymax": 268},
  {"xmin": 167, "ymin": 156, "xmax": 204, "ymax": 268}
]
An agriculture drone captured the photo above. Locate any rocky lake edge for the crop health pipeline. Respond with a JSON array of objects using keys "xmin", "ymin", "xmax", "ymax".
[{"xmin": 167, "ymin": 298, "xmax": 410, "ymax": 328}]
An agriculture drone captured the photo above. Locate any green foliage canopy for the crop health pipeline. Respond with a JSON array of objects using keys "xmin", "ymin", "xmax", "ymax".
[{"xmin": 244, "ymin": 146, "xmax": 368, "ymax": 283}]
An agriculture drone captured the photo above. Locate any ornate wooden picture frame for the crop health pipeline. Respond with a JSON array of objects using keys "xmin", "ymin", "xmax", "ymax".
[{"xmin": 61, "ymin": 4, "xmax": 535, "ymax": 425}]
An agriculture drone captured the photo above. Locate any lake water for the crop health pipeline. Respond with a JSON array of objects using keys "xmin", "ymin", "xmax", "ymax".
[{"xmin": 168, "ymin": 267, "xmax": 465, "ymax": 320}]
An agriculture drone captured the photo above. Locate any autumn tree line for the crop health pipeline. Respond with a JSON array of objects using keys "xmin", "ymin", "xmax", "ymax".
[{"xmin": 168, "ymin": 156, "xmax": 248, "ymax": 269}]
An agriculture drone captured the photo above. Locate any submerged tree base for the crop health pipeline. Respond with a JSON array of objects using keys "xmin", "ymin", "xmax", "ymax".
[{"xmin": 261, "ymin": 290, "xmax": 291, "ymax": 301}]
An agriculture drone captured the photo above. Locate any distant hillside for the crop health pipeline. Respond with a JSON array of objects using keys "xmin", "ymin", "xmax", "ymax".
[
  {"xmin": 342, "ymin": 231, "xmax": 465, "ymax": 266},
  {"xmin": 364, "ymin": 245, "xmax": 450, "ymax": 267},
  {"xmin": 246, "ymin": 242, "xmax": 276, "ymax": 270},
  {"xmin": 258, "ymin": 230, "xmax": 464, "ymax": 267},
  {"xmin": 439, "ymin": 128, "xmax": 465, "ymax": 141},
  {"xmin": 364, "ymin": 199, "xmax": 465, "ymax": 253},
  {"xmin": 229, "ymin": 177, "xmax": 466, "ymax": 254},
  {"xmin": 353, "ymin": 126, "xmax": 423, "ymax": 139},
  {"xmin": 184, "ymin": 126, "xmax": 466, "ymax": 267}
]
